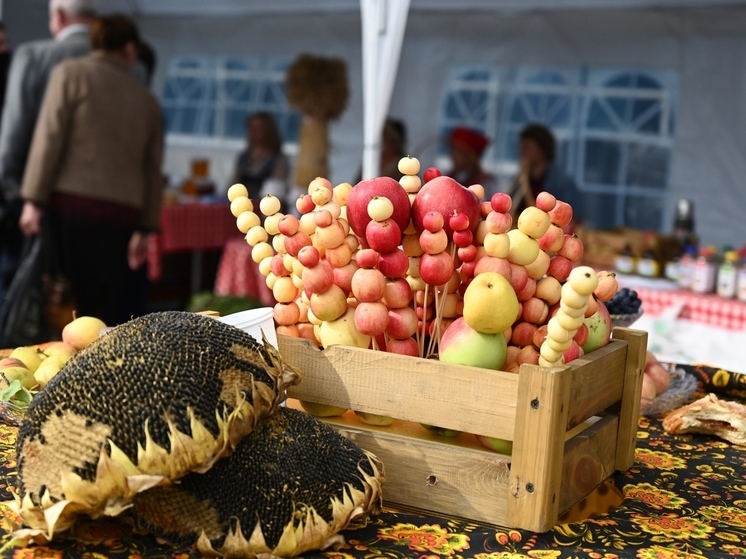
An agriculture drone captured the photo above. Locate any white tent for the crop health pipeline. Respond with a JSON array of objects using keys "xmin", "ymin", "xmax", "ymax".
[{"xmin": 8, "ymin": 0, "xmax": 746, "ymax": 248}]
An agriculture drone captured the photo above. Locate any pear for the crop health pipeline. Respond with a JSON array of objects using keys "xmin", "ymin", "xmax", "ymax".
[{"xmin": 34, "ymin": 356, "xmax": 68, "ymax": 389}]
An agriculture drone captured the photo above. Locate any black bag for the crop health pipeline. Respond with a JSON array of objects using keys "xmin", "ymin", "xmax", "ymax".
[{"xmin": 0, "ymin": 235, "xmax": 49, "ymax": 347}]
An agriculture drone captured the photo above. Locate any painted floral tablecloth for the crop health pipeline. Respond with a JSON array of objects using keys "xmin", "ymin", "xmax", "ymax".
[{"xmin": 1, "ymin": 364, "xmax": 745, "ymax": 559}]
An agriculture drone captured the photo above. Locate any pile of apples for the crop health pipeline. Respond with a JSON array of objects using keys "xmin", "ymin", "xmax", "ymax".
[
  {"xmin": 0, "ymin": 316, "xmax": 107, "ymax": 401},
  {"xmin": 227, "ymin": 156, "xmax": 622, "ymax": 445}
]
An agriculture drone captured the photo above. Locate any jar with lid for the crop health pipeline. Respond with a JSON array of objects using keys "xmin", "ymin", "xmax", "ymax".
[
  {"xmin": 691, "ymin": 247, "xmax": 717, "ymax": 294},
  {"xmin": 677, "ymin": 244, "xmax": 698, "ymax": 290},
  {"xmin": 615, "ymin": 244, "xmax": 636, "ymax": 275},
  {"xmin": 717, "ymin": 251, "xmax": 740, "ymax": 299},
  {"xmin": 637, "ymin": 249, "xmax": 660, "ymax": 278}
]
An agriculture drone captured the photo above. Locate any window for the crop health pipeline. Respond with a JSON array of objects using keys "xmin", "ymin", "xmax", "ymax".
[
  {"xmin": 438, "ymin": 65, "xmax": 678, "ymax": 231},
  {"xmin": 161, "ymin": 56, "xmax": 300, "ymax": 146}
]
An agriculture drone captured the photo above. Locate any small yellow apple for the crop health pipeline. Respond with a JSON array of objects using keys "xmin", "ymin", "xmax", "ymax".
[
  {"xmin": 62, "ymin": 316, "xmax": 107, "ymax": 351},
  {"xmin": 38, "ymin": 341, "xmax": 77, "ymax": 363},
  {"xmin": 9, "ymin": 346, "xmax": 45, "ymax": 373},
  {"xmin": 317, "ymin": 307, "xmax": 371, "ymax": 349},
  {"xmin": 0, "ymin": 364, "xmax": 36, "ymax": 390},
  {"xmin": 34, "ymin": 356, "xmax": 68, "ymax": 389}
]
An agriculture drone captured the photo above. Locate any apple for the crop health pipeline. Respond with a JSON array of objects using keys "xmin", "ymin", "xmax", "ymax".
[
  {"xmin": 483, "ymin": 232, "xmax": 510, "ymax": 259},
  {"xmin": 557, "ymin": 234, "xmax": 584, "ymax": 263},
  {"xmin": 283, "ymin": 230, "xmax": 313, "ymax": 257},
  {"xmin": 10, "ymin": 346, "xmax": 45, "ymax": 372},
  {"xmin": 475, "ymin": 435, "xmax": 513, "ymax": 454},
  {"xmin": 300, "ymin": 400, "xmax": 348, "ymax": 418},
  {"xmin": 421, "ymin": 424, "xmax": 462, "ymax": 437},
  {"xmin": 34, "ymin": 355, "xmax": 68, "ymax": 388},
  {"xmin": 310, "ymin": 284, "xmax": 348, "ymax": 322},
  {"xmin": 423, "ymin": 167, "xmax": 442, "ymax": 183},
  {"xmin": 297, "ymin": 246, "xmax": 320, "ymax": 268},
  {"xmin": 420, "ymin": 228, "xmax": 449, "ymax": 255},
  {"xmin": 365, "ymin": 219, "xmax": 402, "ymax": 253},
  {"xmin": 354, "ymin": 302, "xmax": 389, "ymax": 336},
  {"xmin": 594, "ymin": 272, "xmax": 619, "ymax": 302},
  {"xmin": 438, "ymin": 317, "xmax": 508, "ymax": 370},
  {"xmin": 522, "ymin": 297, "xmax": 549, "ymax": 325},
  {"xmin": 485, "ymin": 211, "xmax": 512, "ymax": 234},
  {"xmin": 506, "ymin": 229, "xmax": 540, "ymax": 266},
  {"xmin": 517, "ymin": 206, "xmax": 551, "ymax": 239},
  {"xmin": 385, "ymin": 336, "xmax": 419, "ymax": 357},
  {"xmin": 325, "ymin": 243, "xmax": 353, "ymax": 267},
  {"xmin": 548, "ymin": 200, "xmax": 573, "ymax": 227},
  {"xmin": 402, "ymin": 233, "xmax": 425, "ymax": 257},
  {"xmin": 474, "ymin": 256, "xmax": 513, "ymax": 282},
  {"xmin": 525, "ymin": 250, "xmax": 551, "ymax": 280},
  {"xmin": 535, "ymin": 192, "xmax": 557, "ymax": 212},
  {"xmin": 490, "ymin": 193, "xmax": 512, "ymax": 213},
  {"xmin": 317, "ymin": 307, "xmax": 371, "ymax": 349},
  {"xmin": 517, "ymin": 345, "xmax": 540, "ymax": 365},
  {"xmin": 351, "ymin": 267, "xmax": 387, "ymax": 303},
  {"xmin": 480, "ymin": 201, "xmax": 493, "ymax": 218},
  {"xmin": 511, "ymin": 321, "xmax": 537, "ymax": 347},
  {"xmin": 273, "ymin": 302, "xmax": 301, "ymax": 326},
  {"xmin": 515, "ymin": 277, "xmax": 537, "ymax": 303},
  {"xmin": 377, "ymin": 248, "xmax": 409, "ymax": 278},
  {"xmin": 538, "ymin": 224, "xmax": 565, "ymax": 253},
  {"xmin": 419, "ymin": 252, "xmax": 454, "ymax": 286},
  {"xmin": 509, "ymin": 263, "xmax": 530, "ymax": 293},
  {"xmin": 302, "ymin": 261, "xmax": 334, "ymax": 294},
  {"xmin": 296, "ymin": 194, "xmax": 315, "ymax": 214},
  {"xmin": 641, "ymin": 374, "xmax": 657, "ymax": 403},
  {"xmin": 562, "ymin": 340, "xmax": 582, "ymax": 363},
  {"xmin": 452, "ymin": 229, "xmax": 473, "ymax": 248},
  {"xmin": 356, "ymin": 248, "xmax": 380, "ymax": 269},
  {"xmin": 535, "ymin": 276, "xmax": 561, "ymax": 305},
  {"xmin": 533, "ymin": 324, "xmax": 548, "ymax": 348},
  {"xmin": 581, "ymin": 301, "xmax": 613, "ymax": 354},
  {"xmin": 422, "ymin": 211, "xmax": 445, "ymax": 233},
  {"xmin": 37, "ymin": 341, "xmax": 76, "ymax": 363},
  {"xmin": 547, "ymin": 255, "xmax": 573, "ymax": 282},
  {"xmin": 347, "ymin": 177, "xmax": 411, "ymax": 239},
  {"xmin": 0, "ymin": 360, "xmax": 36, "ymax": 390},
  {"xmin": 573, "ymin": 323, "xmax": 590, "ymax": 347},
  {"xmin": 411, "ymin": 175, "xmax": 481, "ymax": 237},
  {"xmin": 382, "ymin": 278, "xmax": 412, "ymax": 309},
  {"xmin": 332, "ymin": 261, "xmax": 358, "ymax": 295}
]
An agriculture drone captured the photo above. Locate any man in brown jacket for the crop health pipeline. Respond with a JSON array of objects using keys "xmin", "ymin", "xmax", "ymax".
[{"xmin": 19, "ymin": 15, "xmax": 163, "ymax": 325}]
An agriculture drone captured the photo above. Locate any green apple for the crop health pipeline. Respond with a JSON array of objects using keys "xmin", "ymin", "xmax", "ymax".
[
  {"xmin": 475, "ymin": 434, "xmax": 513, "ymax": 454},
  {"xmin": 9, "ymin": 346, "xmax": 45, "ymax": 373},
  {"xmin": 582, "ymin": 301, "xmax": 612, "ymax": 354},
  {"xmin": 438, "ymin": 317, "xmax": 507, "ymax": 370}
]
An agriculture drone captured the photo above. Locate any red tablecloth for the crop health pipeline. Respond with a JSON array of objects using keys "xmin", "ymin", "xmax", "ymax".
[
  {"xmin": 634, "ymin": 286, "xmax": 746, "ymax": 330},
  {"xmin": 214, "ymin": 237, "xmax": 275, "ymax": 306},
  {"xmin": 148, "ymin": 202, "xmax": 243, "ymax": 282}
]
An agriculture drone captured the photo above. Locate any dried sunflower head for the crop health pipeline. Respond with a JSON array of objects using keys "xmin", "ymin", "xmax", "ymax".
[
  {"xmin": 10, "ymin": 311, "xmax": 301, "ymax": 546},
  {"xmin": 131, "ymin": 407, "xmax": 384, "ymax": 558}
]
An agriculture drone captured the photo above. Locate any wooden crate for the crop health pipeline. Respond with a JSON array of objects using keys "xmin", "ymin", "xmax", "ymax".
[{"xmin": 278, "ymin": 327, "xmax": 647, "ymax": 532}]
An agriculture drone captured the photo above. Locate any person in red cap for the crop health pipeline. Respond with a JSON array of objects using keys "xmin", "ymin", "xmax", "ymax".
[{"xmin": 447, "ymin": 127, "xmax": 497, "ymax": 196}]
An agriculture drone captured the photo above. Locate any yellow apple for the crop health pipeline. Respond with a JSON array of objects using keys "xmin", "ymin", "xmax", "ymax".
[
  {"xmin": 317, "ymin": 307, "xmax": 371, "ymax": 349},
  {"xmin": 38, "ymin": 341, "xmax": 77, "ymax": 363},
  {"xmin": 62, "ymin": 316, "xmax": 107, "ymax": 351},
  {"xmin": 34, "ymin": 355, "xmax": 68, "ymax": 389},
  {"xmin": 462, "ymin": 272, "xmax": 519, "ymax": 334},
  {"xmin": 9, "ymin": 346, "xmax": 45, "ymax": 373},
  {"xmin": 0, "ymin": 362, "xmax": 36, "ymax": 390}
]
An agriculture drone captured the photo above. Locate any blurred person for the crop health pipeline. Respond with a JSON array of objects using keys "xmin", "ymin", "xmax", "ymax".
[
  {"xmin": 354, "ymin": 117, "xmax": 408, "ymax": 183},
  {"xmin": 231, "ymin": 111, "xmax": 290, "ymax": 212},
  {"xmin": 447, "ymin": 127, "xmax": 497, "ymax": 196},
  {"xmin": 0, "ymin": 22, "xmax": 12, "ymax": 124},
  {"xmin": 509, "ymin": 123, "xmax": 583, "ymax": 222},
  {"xmin": 18, "ymin": 14, "xmax": 163, "ymax": 326},
  {"xmin": 0, "ymin": 0, "xmax": 96, "ymax": 309}
]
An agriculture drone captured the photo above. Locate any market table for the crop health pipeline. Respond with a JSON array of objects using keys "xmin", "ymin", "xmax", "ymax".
[
  {"xmin": 147, "ymin": 200, "xmax": 243, "ymax": 294},
  {"xmin": 213, "ymin": 236, "xmax": 275, "ymax": 306},
  {"xmin": 1, "ymin": 365, "xmax": 745, "ymax": 558}
]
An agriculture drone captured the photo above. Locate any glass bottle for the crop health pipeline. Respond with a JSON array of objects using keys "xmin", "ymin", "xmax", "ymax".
[
  {"xmin": 615, "ymin": 244, "xmax": 636, "ymax": 275},
  {"xmin": 677, "ymin": 244, "xmax": 698, "ymax": 290},
  {"xmin": 717, "ymin": 251, "xmax": 740, "ymax": 299},
  {"xmin": 691, "ymin": 247, "xmax": 717, "ymax": 294}
]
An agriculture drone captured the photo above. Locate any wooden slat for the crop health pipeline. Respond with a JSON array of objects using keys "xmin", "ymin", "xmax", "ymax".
[
  {"xmin": 565, "ymin": 340, "xmax": 628, "ymax": 428},
  {"xmin": 279, "ymin": 335, "xmax": 520, "ymax": 440},
  {"xmin": 326, "ymin": 416, "xmax": 512, "ymax": 526},
  {"xmin": 558, "ymin": 415, "xmax": 619, "ymax": 513},
  {"xmin": 508, "ymin": 363, "xmax": 572, "ymax": 532},
  {"xmin": 611, "ymin": 327, "xmax": 648, "ymax": 470}
]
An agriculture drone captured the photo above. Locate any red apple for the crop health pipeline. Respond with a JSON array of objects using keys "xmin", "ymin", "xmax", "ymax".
[
  {"xmin": 548, "ymin": 200, "xmax": 573, "ymax": 227},
  {"xmin": 537, "ymin": 224, "xmax": 565, "ymax": 253},
  {"xmin": 278, "ymin": 214, "xmax": 300, "ymax": 236},
  {"xmin": 412, "ymin": 175, "xmax": 480, "ymax": 236},
  {"xmin": 422, "ymin": 211, "xmax": 445, "ymax": 233},
  {"xmin": 314, "ymin": 209, "xmax": 333, "ymax": 228},
  {"xmin": 295, "ymin": 194, "xmax": 315, "ymax": 215},
  {"xmin": 547, "ymin": 255, "xmax": 573, "ymax": 282},
  {"xmin": 356, "ymin": 248, "xmax": 380, "ymax": 268},
  {"xmin": 522, "ymin": 297, "xmax": 549, "ymax": 325},
  {"xmin": 386, "ymin": 307, "xmax": 418, "ymax": 339},
  {"xmin": 301, "ymin": 260, "xmax": 334, "ymax": 294},
  {"xmin": 347, "ymin": 177, "xmax": 411, "ymax": 238},
  {"xmin": 423, "ymin": 166, "xmax": 442, "ymax": 183},
  {"xmin": 535, "ymin": 192, "xmax": 557, "ymax": 212},
  {"xmin": 573, "ymin": 322, "xmax": 589, "ymax": 347},
  {"xmin": 646, "ymin": 361, "xmax": 671, "ymax": 395},
  {"xmin": 325, "ymin": 242, "xmax": 353, "ymax": 267},
  {"xmin": 557, "ymin": 234, "xmax": 584, "ymax": 263},
  {"xmin": 270, "ymin": 254, "xmax": 290, "ymax": 277},
  {"xmin": 532, "ymin": 324, "xmax": 548, "ymax": 348},
  {"xmin": 332, "ymin": 261, "xmax": 358, "ymax": 295},
  {"xmin": 386, "ymin": 336, "xmax": 419, "ymax": 356},
  {"xmin": 420, "ymin": 228, "xmax": 449, "ymax": 254},
  {"xmin": 562, "ymin": 340, "xmax": 582, "ymax": 363},
  {"xmin": 351, "ymin": 267, "xmax": 387, "ymax": 302},
  {"xmin": 485, "ymin": 211, "xmax": 512, "ymax": 234},
  {"xmin": 458, "ymin": 244, "xmax": 477, "ymax": 263},
  {"xmin": 297, "ymin": 245, "xmax": 320, "ymax": 268},
  {"xmin": 354, "ymin": 301, "xmax": 389, "ymax": 336},
  {"xmin": 480, "ymin": 201, "xmax": 493, "ymax": 218},
  {"xmin": 449, "ymin": 212, "xmax": 470, "ymax": 232},
  {"xmin": 517, "ymin": 345, "xmax": 540, "ymax": 365},
  {"xmin": 366, "ymin": 218, "xmax": 402, "ymax": 253},
  {"xmin": 378, "ymin": 248, "xmax": 409, "ymax": 278},
  {"xmin": 511, "ymin": 321, "xmax": 537, "ymax": 347},
  {"xmin": 283, "ymin": 230, "xmax": 313, "ymax": 257},
  {"xmin": 515, "ymin": 278, "xmax": 537, "ymax": 302},
  {"xmin": 382, "ymin": 278, "xmax": 412, "ymax": 309},
  {"xmin": 509, "ymin": 263, "xmax": 529, "ymax": 293},
  {"xmin": 419, "ymin": 252, "xmax": 454, "ymax": 286},
  {"xmin": 452, "ymin": 229, "xmax": 473, "ymax": 248},
  {"xmin": 490, "ymin": 192, "xmax": 512, "ymax": 213},
  {"xmin": 474, "ymin": 256, "xmax": 512, "ymax": 281}
]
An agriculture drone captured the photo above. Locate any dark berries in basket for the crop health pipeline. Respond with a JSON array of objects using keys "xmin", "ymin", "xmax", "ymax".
[{"xmin": 605, "ymin": 287, "xmax": 642, "ymax": 315}]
